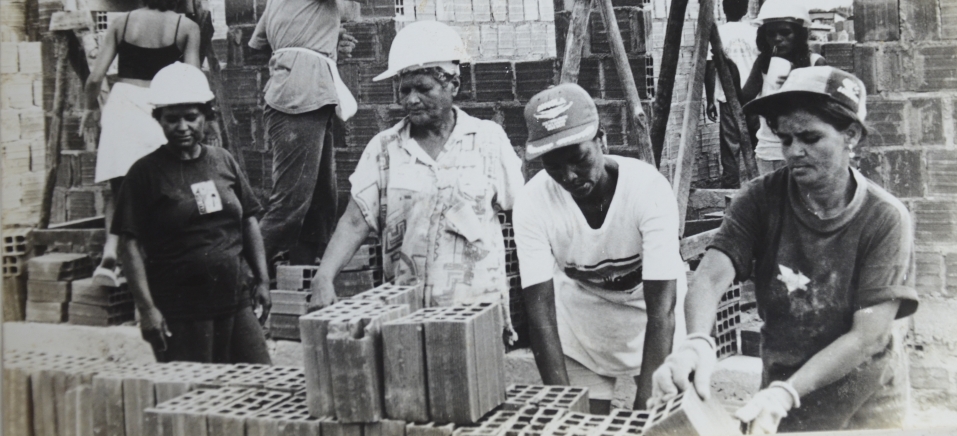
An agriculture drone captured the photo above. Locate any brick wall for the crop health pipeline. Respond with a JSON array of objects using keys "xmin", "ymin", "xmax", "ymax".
[{"xmin": 841, "ymin": 0, "xmax": 957, "ymax": 412}]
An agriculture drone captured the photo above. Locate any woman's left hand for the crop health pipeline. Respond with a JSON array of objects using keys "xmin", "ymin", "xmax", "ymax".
[
  {"xmin": 253, "ymin": 281, "xmax": 271, "ymax": 325},
  {"xmin": 734, "ymin": 386, "xmax": 795, "ymax": 434}
]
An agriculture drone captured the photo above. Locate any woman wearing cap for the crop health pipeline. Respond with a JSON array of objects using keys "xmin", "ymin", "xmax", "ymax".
[
  {"xmin": 308, "ymin": 21, "xmax": 524, "ymax": 313},
  {"xmin": 81, "ymin": 0, "xmax": 202, "ymax": 287},
  {"xmin": 112, "ymin": 63, "xmax": 272, "ymax": 364},
  {"xmin": 513, "ymin": 83, "xmax": 685, "ymax": 413},
  {"xmin": 741, "ymin": 0, "xmax": 826, "ymax": 175},
  {"xmin": 648, "ymin": 67, "xmax": 917, "ymax": 433}
]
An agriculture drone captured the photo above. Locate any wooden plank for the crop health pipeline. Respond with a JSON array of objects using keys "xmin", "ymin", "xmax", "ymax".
[
  {"xmin": 649, "ymin": 0, "xmax": 692, "ymax": 165},
  {"xmin": 382, "ymin": 314, "xmax": 429, "ymax": 422},
  {"xmin": 672, "ymin": 0, "xmax": 716, "ymax": 237},
  {"xmin": 679, "ymin": 228, "xmax": 718, "ymax": 261},
  {"xmin": 559, "ymin": 0, "xmax": 593, "ymax": 84},
  {"xmin": 708, "ymin": 23, "xmax": 758, "ymax": 182},
  {"xmin": 595, "ymin": 0, "xmax": 655, "ymax": 165}
]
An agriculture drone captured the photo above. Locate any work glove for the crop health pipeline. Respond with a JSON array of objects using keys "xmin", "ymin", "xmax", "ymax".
[
  {"xmin": 647, "ymin": 334, "xmax": 717, "ymax": 408},
  {"xmin": 734, "ymin": 383, "xmax": 798, "ymax": 434}
]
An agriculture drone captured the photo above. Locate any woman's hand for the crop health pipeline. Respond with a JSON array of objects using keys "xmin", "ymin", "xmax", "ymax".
[
  {"xmin": 308, "ymin": 276, "xmax": 338, "ymax": 312},
  {"xmin": 647, "ymin": 336, "xmax": 717, "ymax": 408},
  {"xmin": 80, "ymin": 109, "xmax": 100, "ymax": 144},
  {"xmin": 706, "ymin": 102, "xmax": 718, "ymax": 122},
  {"xmin": 734, "ymin": 385, "xmax": 796, "ymax": 434},
  {"xmin": 338, "ymin": 28, "xmax": 357, "ymax": 58},
  {"xmin": 139, "ymin": 306, "xmax": 171, "ymax": 352},
  {"xmin": 253, "ymin": 281, "xmax": 272, "ymax": 325}
]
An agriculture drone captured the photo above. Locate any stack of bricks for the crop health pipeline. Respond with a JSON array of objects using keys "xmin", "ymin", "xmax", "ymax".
[
  {"xmin": 501, "ymin": 385, "xmax": 589, "ymax": 413},
  {"xmin": 299, "ymin": 299, "xmax": 410, "ymax": 421},
  {"xmin": 393, "ymin": 0, "xmax": 557, "ymax": 61},
  {"xmin": 1, "ymin": 40, "xmax": 46, "ymax": 226},
  {"xmin": 381, "ymin": 302, "xmax": 506, "ymax": 425},
  {"xmin": 50, "ymin": 149, "xmax": 111, "ymax": 224},
  {"xmin": 67, "ymin": 276, "xmax": 136, "ymax": 326},
  {"xmin": 25, "ymin": 252, "xmax": 93, "ymax": 323},
  {"xmin": 3, "ymin": 227, "xmax": 29, "ymax": 320}
]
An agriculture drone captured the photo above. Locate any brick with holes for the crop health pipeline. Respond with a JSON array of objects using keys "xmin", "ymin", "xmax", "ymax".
[
  {"xmin": 382, "ymin": 308, "xmax": 448, "ymax": 422},
  {"xmin": 276, "ymin": 265, "xmax": 320, "ymax": 291},
  {"xmin": 643, "ymin": 390, "xmax": 741, "ymax": 436},
  {"xmin": 207, "ymin": 389, "xmax": 292, "ymax": 436},
  {"xmin": 353, "ymin": 281, "xmax": 425, "ymax": 311},
  {"xmin": 245, "ymin": 392, "xmax": 323, "ymax": 436}
]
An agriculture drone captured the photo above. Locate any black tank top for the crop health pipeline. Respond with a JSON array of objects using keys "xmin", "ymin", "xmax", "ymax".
[{"xmin": 116, "ymin": 12, "xmax": 185, "ymax": 81}]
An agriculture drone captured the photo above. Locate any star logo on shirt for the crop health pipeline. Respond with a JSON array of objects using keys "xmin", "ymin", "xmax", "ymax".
[{"xmin": 777, "ymin": 265, "xmax": 810, "ymax": 294}]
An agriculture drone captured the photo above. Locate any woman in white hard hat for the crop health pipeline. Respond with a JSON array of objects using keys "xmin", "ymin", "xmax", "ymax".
[
  {"xmin": 111, "ymin": 63, "xmax": 272, "ymax": 364},
  {"xmin": 649, "ymin": 68, "xmax": 917, "ymax": 433},
  {"xmin": 308, "ymin": 21, "xmax": 525, "ymax": 317},
  {"xmin": 80, "ymin": 0, "xmax": 202, "ymax": 287},
  {"xmin": 741, "ymin": 0, "xmax": 827, "ymax": 175}
]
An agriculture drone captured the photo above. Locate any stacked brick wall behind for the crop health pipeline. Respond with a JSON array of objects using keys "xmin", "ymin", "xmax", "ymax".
[
  {"xmin": 1, "ymin": 40, "xmax": 46, "ymax": 227},
  {"xmin": 847, "ymin": 0, "xmax": 957, "ymax": 412}
]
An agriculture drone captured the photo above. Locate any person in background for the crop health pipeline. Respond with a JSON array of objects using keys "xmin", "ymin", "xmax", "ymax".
[
  {"xmin": 113, "ymin": 63, "xmax": 272, "ymax": 364},
  {"xmin": 249, "ymin": 0, "xmax": 357, "ymax": 270},
  {"xmin": 308, "ymin": 21, "xmax": 524, "ymax": 317},
  {"xmin": 705, "ymin": 0, "xmax": 758, "ymax": 188},
  {"xmin": 514, "ymin": 84, "xmax": 685, "ymax": 413},
  {"xmin": 741, "ymin": 0, "xmax": 826, "ymax": 175},
  {"xmin": 81, "ymin": 0, "xmax": 201, "ymax": 287},
  {"xmin": 649, "ymin": 67, "xmax": 917, "ymax": 434}
]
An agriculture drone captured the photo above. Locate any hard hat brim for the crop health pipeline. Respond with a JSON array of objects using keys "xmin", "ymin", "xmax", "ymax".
[{"xmin": 372, "ymin": 69, "xmax": 399, "ymax": 82}]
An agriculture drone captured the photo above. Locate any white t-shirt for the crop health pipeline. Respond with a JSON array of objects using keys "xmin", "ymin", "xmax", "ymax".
[
  {"xmin": 707, "ymin": 21, "xmax": 758, "ymax": 103},
  {"xmin": 513, "ymin": 156, "xmax": 685, "ymax": 377}
]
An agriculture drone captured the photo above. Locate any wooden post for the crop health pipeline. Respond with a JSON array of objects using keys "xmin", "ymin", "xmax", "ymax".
[
  {"xmin": 672, "ymin": 0, "xmax": 715, "ymax": 237},
  {"xmin": 559, "ymin": 0, "xmax": 592, "ymax": 83},
  {"xmin": 649, "ymin": 0, "xmax": 692, "ymax": 166},
  {"xmin": 38, "ymin": 34, "xmax": 71, "ymax": 229},
  {"xmin": 708, "ymin": 23, "xmax": 759, "ymax": 182},
  {"xmin": 595, "ymin": 0, "xmax": 655, "ymax": 165}
]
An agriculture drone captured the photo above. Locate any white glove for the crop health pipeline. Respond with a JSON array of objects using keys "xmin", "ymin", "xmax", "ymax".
[
  {"xmin": 647, "ymin": 334, "xmax": 717, "ymax": 408},
  {"xmin": 734, "ymin": 383, "xmax": 798, "ymax": 435}
]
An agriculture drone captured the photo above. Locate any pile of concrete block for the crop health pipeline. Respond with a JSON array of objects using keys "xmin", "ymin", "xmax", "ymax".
[
  {"xmin": 25, "ymin": 253, "xmax": 93, "ymax": 323},
  {"xmin": 713, "ymin": 281, "xmax": 745, "ymax": 361},
  {"xmin": 68, "ymin": 276, "xmax": 135, "ymax": 326},
  {"xmin": 501, "ymin": 385, "xmax": 589, "ymax": 413},
  {"xmin": 382, "ymin": 302, "xmax": 506, "ymax": 424}
]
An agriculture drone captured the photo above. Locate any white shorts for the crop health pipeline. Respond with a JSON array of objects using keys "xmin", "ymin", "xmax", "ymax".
[{"xmin": 94, "ymin": 82, "xmax": 167, "ymax": 182}]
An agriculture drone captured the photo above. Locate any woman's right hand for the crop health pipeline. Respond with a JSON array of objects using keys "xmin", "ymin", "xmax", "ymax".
[
  {"xmin": 79, "ymin": 109, "xmax": 100, "ymax": 145},
  {"xmin": 647, "ymin": 336, "xmax": 717, "ymax": 408},
  {"xmin": 308, "ymin": 276, "xmax": 338, "ymax": 312},
  {"xmin": 139, "ymin": 306, "xmax": 171, "ymax": 352}
]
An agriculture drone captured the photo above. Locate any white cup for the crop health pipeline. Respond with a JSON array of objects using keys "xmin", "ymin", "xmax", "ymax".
[{"xmin": 764, "ymin": 56, "xmax": 792, "ymax": 94}]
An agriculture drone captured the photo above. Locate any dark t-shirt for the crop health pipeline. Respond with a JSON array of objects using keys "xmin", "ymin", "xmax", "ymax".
[
  {"xmin": 112, "ymin": 145, "xmax": 262, "ymax": 320},
  {"xmin": 709, "ymin": 167, "xmax": 918, "ymax": 372}
]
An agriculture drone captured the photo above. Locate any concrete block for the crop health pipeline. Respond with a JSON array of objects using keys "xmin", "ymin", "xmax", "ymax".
[
  {"xmin": 414, "ymin": 0, "xmax": 437, "ymax": 20},
  {"xmin": 472, "ymin": 0, "xmax": 491, "ymax": 21},
  {"xmin": 27, "ymin": 253, "xmax": 93, "ymax": 282},
  {"xmin": 474, "ymin": 62, "xmax": 514, "ymax": 102},
  {"xmin": 913, "ymin": 200, "xmax": 957, "ymax": 245},
  {"xmin": 3, "ymin": 366, "xmax": 33, "ymax": 436},
  {"xmin": 866, "ymin": 99, "xmax": 907, "ymax": 146},
  {"xmin": 883, "ymin": 149, "xmax": 923, "ymax": 198},
  {"xmin": 328, "ymin": 304, "xmax": 410, "ymax": 422},
  {"xmin": 321, "ymin": 419, "xmax": 363, "ymax": 436},
  {"xmin": 643, "ymin": 389, "xmax": 741, "ymax": 436},
  {"xmin": 382, "ymin": 311, "xmax": 431, "ymax": 422},
  {"xmin": 196, "ymin": 363, "xmax": 271, "ymax": 389},
  {"xmin": 425, "ymin": 302, "xmax": 505, "ymax": 424},
  {"xmin": 365, "ymin": 419, "xmax": 406, "ymax": 436},
  {"xmin": 358, "ymin": 63, "xmax": 395, "ymax": 104},
  {"xmin": 28, "ymin": 279, "xmax": 71, "ymax": 303},
  {"xmin": 299, "ymin": 299, "xmax": 383, "ymax": 417},
  {"xmin": 276, "ymin": 265, "xmax": 320, "ymax": 291},
  {"xmin": 26, "ymin": 300, "xmax": 66, "ymax": 323},
  {"xmin": 910, "ymin": 98, "xmax": 945, "ymax": 144},
  {"xmin": 20, "ymin": 108, "xmax": 45, "ymax": 139},
  {"xmin": 4, "ymin": 74, "xmax": 36, "ymax": 109},
  {"xmin": 514, "ymin": 59, "xmax": 556, "ymax": 101},
  {"xmin": 901, "ymin": 0, "xmax": 939, "ymax": 41},
  {"xmin": 92, "ymin": 373, "xmax": 126, "ymax": 436},
  {"xmin": 855, "ymin": 0, "xmax": 899, "ymax": 42},
  {"xmin": 146, "ymin": 387, "xmax": 250, "ymax": 436},
  {"xmin": 207, "ymin": 390, "xmax": 292, "ymax": 436},
  {"xmin": 2, "ymin": 109, "xmax": 21, "ymax": 142},
  {"xmin": 17, "ymin": 42, "xmax": 42, "ymax": 74},
  {"xmin": 406, "ymin": 422, "xmax": 455, "ymax": 436},
  {"xmin": 853, "ymin": 45, "xmax": 879, "ymax": 95},
  {"xmin": 919, "ymin": 45, "xmax": 957, "ymax": 91},
  {"xmin": 353, "ymin": 281, "xmax": 425, "ymax": 311}
]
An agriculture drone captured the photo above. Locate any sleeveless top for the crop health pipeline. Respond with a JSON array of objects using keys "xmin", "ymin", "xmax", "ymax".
[
  {"xmin": 755, "ymin": 53, "xmax": 824, "ymax": 161},
  {"xmin": 116, "ymin": 12, "xmax": 185, "ymax": 81}
]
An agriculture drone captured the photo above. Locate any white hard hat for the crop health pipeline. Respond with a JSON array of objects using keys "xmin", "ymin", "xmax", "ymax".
[
  {"xmin": 373, "ymin": 21, "xmax": 471, "ymax": 82},
  {"xmin": 756, "ymin": 0, "xmax": 811, "ymax": 28},
  {"xmin": 149, "ymin": 62, "xmax": 215, "ymax": 107}
]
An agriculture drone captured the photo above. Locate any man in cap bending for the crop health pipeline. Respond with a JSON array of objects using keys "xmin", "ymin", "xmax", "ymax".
[{"xmin": 513, "ymin": 84, "xmax": 685, "ymax": 413}]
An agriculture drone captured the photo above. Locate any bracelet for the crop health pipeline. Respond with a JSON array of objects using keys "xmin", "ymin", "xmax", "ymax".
[
  {"xmin": 769, "ymin": 380, "xmax": 801, "ymax": 409},
  {"xmin": 685, "ymin": 333, "xmax": 717, "ymax": 351}
]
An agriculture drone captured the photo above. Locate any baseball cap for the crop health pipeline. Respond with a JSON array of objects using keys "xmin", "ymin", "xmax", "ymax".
[
  {"xmin": 524, "ymin": 83, "xmax": 600, "ymax": 161},
  {"xmin": 743, "ymin": 66, "xmax": 867, "ymax": 122}
]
